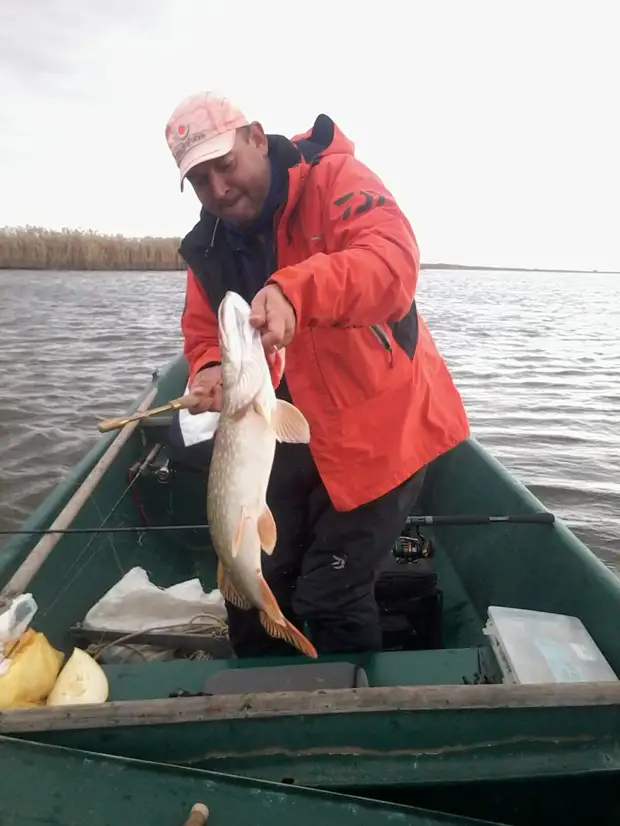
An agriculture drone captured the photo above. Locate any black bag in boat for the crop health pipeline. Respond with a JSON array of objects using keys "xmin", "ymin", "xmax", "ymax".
[{"xmin": 374, "ymin": 554, "xmax": 443, "ymax": 652}]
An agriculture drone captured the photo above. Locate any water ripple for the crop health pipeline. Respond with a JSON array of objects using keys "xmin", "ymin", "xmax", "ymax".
[{"xmin": 0, "ymin": 268, "xmax": 619, "ymax": 575}]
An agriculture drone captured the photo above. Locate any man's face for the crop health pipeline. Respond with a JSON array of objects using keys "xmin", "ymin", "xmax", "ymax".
[{"xmin": 185, "ymin": 123, "xmax": 271, "ymax": 224}]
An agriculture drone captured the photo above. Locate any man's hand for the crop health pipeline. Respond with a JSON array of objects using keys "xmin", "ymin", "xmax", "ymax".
[
  {"xmin": 187, "ymin": 365, "xmax": 222, "ymax": 414},
  {"xmin": 250, "ymin": 284, "xmax": 296, "ymax": 354}
]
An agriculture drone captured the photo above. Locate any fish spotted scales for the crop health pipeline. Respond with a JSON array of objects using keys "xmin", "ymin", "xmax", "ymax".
[{"xmin": 206, "ymin": 290, "xmax": 317, "ymax": 658}]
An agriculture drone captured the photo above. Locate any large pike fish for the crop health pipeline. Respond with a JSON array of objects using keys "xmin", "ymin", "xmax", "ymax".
[{"xmin": 206, "ymin": 290, "xmax": 317, "ymax": 659}]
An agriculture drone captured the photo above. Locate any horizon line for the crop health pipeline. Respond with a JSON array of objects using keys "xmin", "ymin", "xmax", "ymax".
[{"xmin": 1, "ymin": 226, "xmax": 618, "ymax": 275}]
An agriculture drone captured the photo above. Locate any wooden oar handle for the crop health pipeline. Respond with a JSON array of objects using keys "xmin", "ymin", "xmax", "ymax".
[
  {"xmin": 183, "ymin": 803, "xmax": 209, "ymax": 826},
  {"xmin": 97, "ymin": 394, "xmax": 199, "ymax": 433}
]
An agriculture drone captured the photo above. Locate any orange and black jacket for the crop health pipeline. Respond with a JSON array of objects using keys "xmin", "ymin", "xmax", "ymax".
[{"xmin": 179, "ymin": 114, "xmax": 470, "ymax": 512}]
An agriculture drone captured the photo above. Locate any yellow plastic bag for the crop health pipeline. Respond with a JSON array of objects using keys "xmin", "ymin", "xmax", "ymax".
[{"xmin": 0, "ymin": 628, "xmax": 65, "ymax": 708}]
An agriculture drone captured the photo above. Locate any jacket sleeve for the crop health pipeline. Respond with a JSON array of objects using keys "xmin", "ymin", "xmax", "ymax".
[
  {"xmin": 181, "ymin": 268, "xmax": 221, "ymax": 383},
  {"xmin": 267, "ymin": 155, "xmax": 420, "ymax": 329}
]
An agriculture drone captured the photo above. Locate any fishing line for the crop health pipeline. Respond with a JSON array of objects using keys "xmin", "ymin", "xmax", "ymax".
[
  {"xmin": 38, "ymin": 470, "xmax": 148, "ymax": 618},
  {"xmin": 0, "ymin": 512, "xmax": 555, "ymax": 537}
]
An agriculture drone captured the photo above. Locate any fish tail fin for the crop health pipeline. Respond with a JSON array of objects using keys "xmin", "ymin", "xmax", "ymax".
[{"xmin": 258, "ymin": 577, "xmax": 318, "ymax": 659}]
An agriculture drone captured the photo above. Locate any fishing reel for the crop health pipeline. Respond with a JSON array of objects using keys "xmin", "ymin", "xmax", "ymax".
[{"xmin": 392, "ymin": 524, "xmax": 435, "ymax": 564}]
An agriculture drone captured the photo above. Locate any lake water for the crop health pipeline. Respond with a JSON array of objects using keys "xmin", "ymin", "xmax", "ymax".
[{"xmin": 1, "ymin": 268, "xmax": 619, "ymax": 573}]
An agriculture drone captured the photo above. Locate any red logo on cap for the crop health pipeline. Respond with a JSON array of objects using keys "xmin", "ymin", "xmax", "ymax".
[{"xmin": 177, "ymin": 124, "xmax": 189, "ymax": 138}]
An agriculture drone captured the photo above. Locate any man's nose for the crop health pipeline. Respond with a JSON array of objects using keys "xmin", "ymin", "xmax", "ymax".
[{"xmin": 208, "ymin": 171, "xmax": 229, "ymax": 200}]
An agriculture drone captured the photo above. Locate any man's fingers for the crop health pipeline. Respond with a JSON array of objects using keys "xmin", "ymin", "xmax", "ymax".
[
  {"xmin": 282, "ymin": 317, "xmax": 295, "ymax": 346},
  {"xmin": 187, "ymin": 381, "xmax": 223, "ymax": 414},
  {"xmin": 249, "ymin": 288, "xmax": 296, "ymax": 354},
  {"xmin": 188, "ymin": 399, "xmax": 210, "ymax": 415},
  {"xmin": 211, "ymin": 385, "xmax": 223, "ymax": 412},
  {"xmin": 249, "ymin": 293, "xmax": 268, "ymax": 328},
  {"xmin": 261, "ymin": 318, "xmax": 285, "ymax": 351}
]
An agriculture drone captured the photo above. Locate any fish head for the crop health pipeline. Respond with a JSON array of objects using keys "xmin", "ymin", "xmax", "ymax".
[{"xmin": 218, "ymin": 291, "xmax": 269, "ymax": 413}]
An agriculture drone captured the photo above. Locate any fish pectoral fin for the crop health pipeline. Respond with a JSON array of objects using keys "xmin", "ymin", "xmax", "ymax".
[
  {"xmin": 257, "ymin": 504, "xmax": 277, "ymax": 554},
  {"xmin": 217, "ymin": 560, "xmax": 253, "ymax": 610},
  {"xmin": 258, "ymin": 577, "xmax": 318, "ymax": 659},
  {"xmin": 228, "ymin": 356, "xmax": 265, "ymax": 415},
  {"xmin": 272, "ymin": 400, "xmax": 311, "ymax": 444}
]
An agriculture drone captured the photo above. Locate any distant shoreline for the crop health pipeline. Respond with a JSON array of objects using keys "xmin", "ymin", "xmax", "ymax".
[
  {"xmin": 421, "ymin": 263, "xmax": 620, "ymax": 275},
  {"xmin": 2, "ymin": 263, "xmax": 618, "ymax": 275},
  {"xmin": 1, "ymin": 228, "xmax": 617, "ymax": 274}
]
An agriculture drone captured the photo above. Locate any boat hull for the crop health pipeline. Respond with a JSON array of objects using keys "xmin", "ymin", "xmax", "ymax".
[
  {"xmin": 2, "ymin": 354, "xmax": 620, "ymax": 826},
  {"xmin": 0, "ymin": 736, "xmax": 503, "ymax": 826}
]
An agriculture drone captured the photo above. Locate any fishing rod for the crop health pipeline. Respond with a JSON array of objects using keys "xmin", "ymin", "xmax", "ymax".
[
  {"xmin": 0, "ymin": 512, "xmax": 555, "ymax": 537},
  {"xmin": 406, "ymin": 512, "xmax": 555, "ymax": 526}
]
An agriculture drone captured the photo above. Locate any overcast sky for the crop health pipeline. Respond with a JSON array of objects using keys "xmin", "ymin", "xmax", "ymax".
[{"xmin": 1, "ymin": 0, "xmax": 618, "ymax": 270}]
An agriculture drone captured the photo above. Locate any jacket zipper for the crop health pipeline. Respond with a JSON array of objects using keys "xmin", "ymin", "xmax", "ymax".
[{"xmin": 370, "ymin": 324, "xmax": 394, "ymax": 367}]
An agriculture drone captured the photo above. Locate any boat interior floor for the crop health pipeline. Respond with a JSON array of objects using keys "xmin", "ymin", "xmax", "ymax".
[{"xmin": 18, "ymin": 420, "xmax": 619, "ymax": 702}]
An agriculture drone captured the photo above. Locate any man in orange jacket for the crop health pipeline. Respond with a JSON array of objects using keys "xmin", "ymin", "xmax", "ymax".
[{"xmin": 165, "ymin": 91, "xmax": 470, "ymax": 658}]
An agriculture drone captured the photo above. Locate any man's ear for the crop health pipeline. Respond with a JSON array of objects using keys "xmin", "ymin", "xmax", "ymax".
[{"xmin": 249, "ymin": 121, "xmax": 268, "ymax": 153}]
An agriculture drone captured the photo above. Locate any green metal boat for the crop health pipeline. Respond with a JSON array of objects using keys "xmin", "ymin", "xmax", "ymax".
[
  {"xmin": 1, "ymin": 355, "xmax": 620, "ymax": 826},
  {"xmin": 0, "ymin": 736, "xmax": 502, "ymax": 826}
]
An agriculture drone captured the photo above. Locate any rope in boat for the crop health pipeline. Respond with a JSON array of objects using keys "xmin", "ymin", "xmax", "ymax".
[{"xmin": 84, "ymin": 613, "xmax": 229, "ymax": 663}]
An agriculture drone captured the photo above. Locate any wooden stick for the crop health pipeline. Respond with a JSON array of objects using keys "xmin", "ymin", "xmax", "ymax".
[
  {"xmin": 0, "ymin": 384, "xmax": 159, "ymax": 602},
  {"xmin": 1, "ymin": 682, "xmax": 620, "ymax": 733},
  {"xmin": 97, "ymin": 392, "xmax": 199, "ymax": 433},
  {"xmin": 184, "ymin": 803, "xmax": 209, "ymax": 826}
]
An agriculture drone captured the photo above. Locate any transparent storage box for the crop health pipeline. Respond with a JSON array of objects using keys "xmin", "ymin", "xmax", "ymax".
[{"xmin": 483, "ymin": 605, "xmax": 619, "ymax": 684}]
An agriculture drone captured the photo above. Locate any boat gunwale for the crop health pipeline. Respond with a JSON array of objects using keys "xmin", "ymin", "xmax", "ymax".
[{"xmin": 2, "ymin": 680, "xmax": 620, "ymax": 733}]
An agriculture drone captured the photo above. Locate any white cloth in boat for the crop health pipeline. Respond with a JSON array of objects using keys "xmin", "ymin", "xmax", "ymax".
[{"xmin": 178, "ymin": 382, "xmax": 220, "ymax": 446}]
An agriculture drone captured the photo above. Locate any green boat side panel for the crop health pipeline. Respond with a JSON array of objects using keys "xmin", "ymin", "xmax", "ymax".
[
  {"xmin": 14, "ymin": 699, "xmax": 620, "ymax": 791},
  {"xmin": 0, "ymin": 737, "xmax": 500, "ymax": 826},
  {"xmin": 364, "ymin": 772, "xmax": 620, "ymax": 826},
  {"xmin": 419, "ymin": 437, "xmax": 620, "ymax": 675}
]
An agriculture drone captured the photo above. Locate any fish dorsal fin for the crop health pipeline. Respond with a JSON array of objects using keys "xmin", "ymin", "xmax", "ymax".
[
  {"xmin": 271, "ymin": 400, "xmax": 311, "ymax": 444},
  {"xmin": 257, "ymin": 504, "xmax": 277, "ymax": 554}
]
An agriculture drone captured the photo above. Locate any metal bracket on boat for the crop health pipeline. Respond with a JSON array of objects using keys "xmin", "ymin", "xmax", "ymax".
[
  {"xmin": 168, "ymin": 689, "xmax": 212, "ymax": 698},
  {"xmin": 153, "ymin": 457, "xmax": 173, "ymax": 483},
  {"xmin": 128, "ymin": 446, "xmax": 174, "ymax": 485}
]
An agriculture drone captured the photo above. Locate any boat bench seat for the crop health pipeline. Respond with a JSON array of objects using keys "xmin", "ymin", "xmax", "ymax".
[
  {"xmin": 101, "ymin": 646, "xmax": 500, "ymax": 701},
  {"xmin": 203, "ymin": 662, "xmax": 369, "ymax": 694}
]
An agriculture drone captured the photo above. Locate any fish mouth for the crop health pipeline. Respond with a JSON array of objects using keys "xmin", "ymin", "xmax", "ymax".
[
  {"xmin": 218, "ymin": 292, "xmax": 254, "ymax": 357},
  {"xmin": 218, "ymin": 291, "xmax": 266, "ymax": 405}
]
